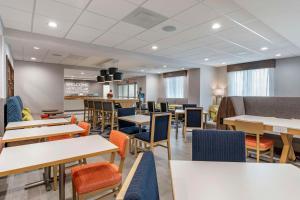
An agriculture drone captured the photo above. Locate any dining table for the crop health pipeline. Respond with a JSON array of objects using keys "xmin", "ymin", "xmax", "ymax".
[
  {"xmin": 224, "ymin": 115, "xmax": 300, "ymax": 163},
  {"xmin": 5, "ymin": 118, "xmax": 70, "ymax": 130}
]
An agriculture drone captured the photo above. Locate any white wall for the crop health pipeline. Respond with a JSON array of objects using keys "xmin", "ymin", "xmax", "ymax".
[
  {"xmin": 187, "ymin": 68, "xmax": 200, "ymax": 104},
  {"xmin": 275, "ymin": 57, "xmax": 300, "ymax": 97},
  {"xmin": 145, "ymin": 74, "xmax": 161, "ymax": 101},
  {"xmin": 14, "ymin": 61, "xmax": 64, "ymax": 114}
]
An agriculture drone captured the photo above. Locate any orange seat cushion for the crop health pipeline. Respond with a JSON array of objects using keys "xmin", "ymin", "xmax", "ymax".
[
  {"xmin": 48, "ymin": 134, "xmax": 72, "ymax": 141},
  {"xmin": 71, "ymin": 162, "xmax": 121, "ymax": 194},
  {"xmin": 246, "ymin": 136, "xmax": 274, "ymax": 149}
]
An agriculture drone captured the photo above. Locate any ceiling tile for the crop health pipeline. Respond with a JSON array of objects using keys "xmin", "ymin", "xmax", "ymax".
[
  {"xmin": 0, "ymin": 6, "xmax": 32, "ymax": 31},
  {"xmin": 36, "ymin": 0, "xmax": 81, "ymax": 21},
  {"xmin": 135, "ymin": 30, "xmax": 167, "ymax": 42},
  {"xmin": 0, "ymin": 0, "xmax": 34, "ymax": 12},
  {"xmin": 203, "ymin": 0, "xmax": 241, "ymax": 14},
  {"xmin": 109, "ymin": 21, "xmax": 145, "ymax": 37},
  {"xmin": 43, "ymin": 49, "xmax": 68, "ymax": 63},
  {"xmin": 93, "ymin": 31, "xmax": 131, "ymax": 47},
  {"xmin": 150, "ymin": 19, "xmax": 190, "ymax": 34},
  {"xmin": 173, "ymin": 3, "xmax": 219, "ymax": 27},
  {"xmin": 115, "ymin": 38, "xmax": 148, "ymax": 50},
  {"xmin": 126, "ymin": 0, "xmax": 147, "ymax": 5},
  {"xmin": 33, "ymin": 14, "xmax": 74, "ymax": 37},
  {"xmin": 77, "ymin": 11, "xmax": 117, "ymax": 30},
  {"xmin": 55, "ymin": 0, "xmax": 90, "ymax": 9},
  {"xmin": 142, "ymin": 0, "xmax": 198, "ymax": 18},
  {"xmin": 225, "ymin": 9, "xmax": 256, "ymax": 24},
  {"xmin": 87, "ymin": 0, "xmax": 137, "ymax": 20},
  {"xmin": 66, "ymin": 24, "xmax": 105, "ymax": 43}
]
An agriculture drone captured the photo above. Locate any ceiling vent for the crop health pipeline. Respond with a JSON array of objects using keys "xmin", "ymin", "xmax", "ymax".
[{"xmin": 122, "ymin": 7, "xmax": 168, "ymax": 29}]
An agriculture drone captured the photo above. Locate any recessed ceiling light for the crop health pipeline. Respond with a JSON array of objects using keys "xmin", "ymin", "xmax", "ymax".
[
  {"xmin": 181, "ymin": 68, "xmax": 185, "ymax": 70},
  {"xmin": 33, "ymin": 46, "xmax": 40, "ymax": 50},
  {"xmin": 141, "ymin": 69, "xmax": 144, "ymax": 72},
  {"xmin": 31, "ymin": 57, "xmax": 36, "ymax": 61},
  {"xmin": 275, "ymin": 53, "xmax": 281, "ymax": 57},
  {"xmin": 48, "ymin": 21, "xmax": 57, "ymax": 28},
  {"xmin": 204, "ymin": 58, "xmax": 209, "ymax": 61},
  {"xmin": 162, "ymin": 25, "xmax": 176, "ymax": 32},
  {"xmin": 163, "ymin": 65, "xmax": 167, "ymax": 68},
  {"xmin": 80, "ymin": 72, "xmax": 85, "ymax": 75},
  {"xmin": 260, "ymin": 47, "xmax": 268, "ymax": 51},
  {"xmin": 151, "ymin": 45, "xmax": 158, "ymax": 50},
  {"xmin": 212, "ymin": 23, "xmax": 221, "ymax": 30},
  {"xmin": 222, "ymin": 62, "xmax": 226, "ymax": 65},
  {"xmin": 158, "ymin": 72, "xmax": 161, "ymax": 74}
]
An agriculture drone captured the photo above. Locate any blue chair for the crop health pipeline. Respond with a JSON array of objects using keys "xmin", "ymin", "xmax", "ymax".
[
  {"xmin": 6, "ymin": 96, "xmax": 22, "ymax": 122},
  {"xmin": 15, "ymin": 96, "xmax": 24, "ymax": 110},
  {"xmin": 192, "ymin": 130, "xmax": 246, "ymax": 162},
  {"xmin": 134, "ymin": 113, "xmax": 172, "ymax": 160},
  {"xmin": 116, "ymin": 152, "xmax": 159, "ymax": 200},
  {"xmin": 147, "ymin": 101, "xmax": 160, "ymax": 113},
  {"xmin": 160, "ymin": 102, "xmax": 169, "ymax": 112},
  {"xmin": 183, "ymin": 107, "xmax": 203, "ymax": 142}
]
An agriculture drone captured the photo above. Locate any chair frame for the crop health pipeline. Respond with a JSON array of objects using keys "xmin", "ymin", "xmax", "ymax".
[
  {"xmin": 182, "ymin": 107, "xmax": 203, "ymax": 142},
  {"xmin": 92, "ymin": 100, "xmax": 103, "ymax": 129},
  {"xmin": 101, "ymin": 101, "xmax": 118, "ymax": 132},
  {"xmin": 116, "ymin": 153, "xmax": 144, "ymax": 200},
  {"xmin": 234, "ymin": 120, "xmax": 274, "ymax": 163},
  {"xmin": 72, "ymin": 138, "xmax": 128, "ymax": 200},
  {"xmin": 134, "ymin": 113, "xmax": 172, "ymax": 160}
]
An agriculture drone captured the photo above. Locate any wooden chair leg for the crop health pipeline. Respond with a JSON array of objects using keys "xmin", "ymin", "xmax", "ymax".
[
  {"xmin": 167, "ymin": 140, "xmax": 171, "ymax": 160},
  {"xmin": 183, "ymin": 126, "xmax": 186, "ymax": 142},
  {"xmin": 53, "ymin": 165, "xmax": 58, "ymax": 191}
]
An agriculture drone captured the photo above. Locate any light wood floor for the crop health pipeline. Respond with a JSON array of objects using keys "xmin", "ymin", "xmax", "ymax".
[{"xmin": 0, "ymin": 125, "xmax": 298, "ymax": 200}]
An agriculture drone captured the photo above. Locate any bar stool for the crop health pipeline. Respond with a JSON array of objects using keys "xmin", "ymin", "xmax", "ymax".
[
  {"xmin": 83, "ymin": 99, "xmax": 89, "ymax": 122},
  {"xmin": 93, "ymin": 100, "xmax": 103, "ymax": 129},
  {"xmin": 87, "ymin": 100, "xmax": 95, "ymax": 124},
  {"xmin": 102, "ymin": 101, "xmax": 118, "ymax": 132}
]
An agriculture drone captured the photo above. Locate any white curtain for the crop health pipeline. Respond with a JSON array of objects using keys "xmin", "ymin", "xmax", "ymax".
[
  {"xmin": 228, "ymin": 68, "xmax": 274, "ymax": 96},
  {"xmin": 165, "ymin": 76, "xmax": 185, "ymax": 98}
]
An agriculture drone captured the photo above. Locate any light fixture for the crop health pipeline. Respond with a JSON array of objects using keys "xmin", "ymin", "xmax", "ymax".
[
  {"xmin": 33, "ymin": 46, "xmax": 40, "ymax": 50},
  {"xmin": 222, "ymin": 62, "xmax": 226, "ymax": 65},
  {"xmin": 181, "ymin": 68, "xmax": 185, "ymax": 70},
  {"xmin": 151, "ymin": 45, "xmax": 158, "ymax": 50},
  {"xmin": 105, "ymin": 74, "xmax": 113, "ymax": 82},
  {"xmin": 204, "ymin": 58, "xmax": 209, "ymax": 61},
  {"xmin": 113, "ymin": 72, "xmax": 123, "ymax": 81},
  {"xmin": 141, "ymin": 69, "xmax": 145, "ymax": 72},
  {"xmin": 162, "ymin": 25, "xmax": 176, "ymax": 32},
  {"xmin": 275, "ymin": 53, "xmax": 281, "ymax": 57},
  {"xmin": 163, "ymin": 65, "xmax": 167, "ymax": 68},
  {"xmin": 100, "ymin": 69, "xmax": 108, "ymax": 76},
  {"xmin": 31, "ymin": 57, "xmax": 36, "ymax": 61},
  {"xmin": 97, "ymin": 76, "xmax": 105, "ymax": 83},
  {"xmin": 212, "ymin": 23, "xmax": 221, "ymax": 30},
  {"xmin": 48, "ymin": 21, "xmax": 57, "ymax": 28},
  {"xmin": 108, "ymin": 67, "xmax": 118, "ymax": 75},
  {"xmin": 260, "ymin": 47, "xmax": 268, "ymax": 51},
  {"xmin": 80, "ymin": 72, "xmax": 85, "ymax": 75}
]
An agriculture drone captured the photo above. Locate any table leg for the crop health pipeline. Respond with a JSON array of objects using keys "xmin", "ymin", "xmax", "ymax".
[
  {"xmin": 44, "ymin": 167, "xmax": 52, "ymax": 191},
  {"xmin": 175, "ymin": 113, "xmax": 178, "ymax": 139},
  {"xmin": 59, "ymin": 164, "xmax": 65, "ymax": 200},
  {"xmin": 280, "ymin": 133, "xmax": 296, "ymax": 163},
  {"xmin": 203, "ymin": 113, "xmax": 208, "ymax": 129}
]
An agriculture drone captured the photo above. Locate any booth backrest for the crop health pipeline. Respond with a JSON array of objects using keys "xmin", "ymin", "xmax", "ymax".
[{"xmin": 6, "ymin": 96, "xmax": 23, "ymax": 122}]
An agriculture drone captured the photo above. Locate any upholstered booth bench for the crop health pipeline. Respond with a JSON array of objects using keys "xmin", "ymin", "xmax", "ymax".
[{"xmin": 217, "ymin": 96, "xmax": 300, "ymax": 154}]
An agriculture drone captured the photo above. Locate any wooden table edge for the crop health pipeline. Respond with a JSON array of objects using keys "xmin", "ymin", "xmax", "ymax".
[{"xmin": 5, "ymin": 121, "xmax": 70, "ymax": 130}]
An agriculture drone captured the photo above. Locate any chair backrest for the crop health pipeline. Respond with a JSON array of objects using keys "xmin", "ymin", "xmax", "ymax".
[
  {"xmin": 15, "ymin": 96, "xmax": 24, "ymax": 110},
  {"xmin": 93, "ymin": 100, "xmax": 102, "ymax": 110},
  {"xmin": 87, "ymin": 100, "xmax": 94, "ymax": 108},
  {"xmin": 103, "ymin": 101, "xmax": 114, "ymax": 112},
  {"xmin": 118, "ymin": 108, "xmax": 136, "ymax": 128},
  {"xmin": 150, "ymin": 113, "xmax": 171, "ymax": 142},
  {"xmin": 147, "ymin": 101, "xmax": 156, "ymax": 113},
  {"xmin": 160, "ymin": 102, "xmax": 169, "ymax": 112},
  {"xmin": 182, "ymin": 104, "xmax": 197, "ymax": 110},
  {"xmin": 83, "ymin": 99, "xmax": 88, "ymax": 108},
  {"xmin": 78, "ymin": 121, "xmax": 91, "ymax": 137},
  {"xmin": 110, "ymin": 130, "xmax": 129, "ymax": 172},
  {"xmin": 192, "ymin": 130, "xmax": 246, "ymax": 162},
  {"xmin": 185, "ymin": 108, "xmax": 203, "ymax": 128},
  {"xmin": 234, "ymin": 120, "xmax": 264, "ymax": 135},
  {"xmin": 116, "ymin": 152, "xmax": 159, "ymax": 200},
  {"xmin": 70, "ymin": 114, "xmax": 77, "ymax": 124},
  {"xmin": 6, "ymin": 96, "xmax": 22, "ymax": 122}
]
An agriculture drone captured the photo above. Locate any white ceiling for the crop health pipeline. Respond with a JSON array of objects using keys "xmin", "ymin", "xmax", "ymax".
[{"xmin": 1, "ymin": 0, "xmax": 300, "ymax": 73}]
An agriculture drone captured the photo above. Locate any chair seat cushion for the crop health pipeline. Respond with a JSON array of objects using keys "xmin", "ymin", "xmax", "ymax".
[
  {"xmin": 135, "ymin": 132, "xmax": 150, "ymax": 142},
  {"xmin": 246, "ymin": 136, "xmax": 274, "ymax": 149},
  {"xmin": 119, "ymin": 126, "xmax": 146, "ymax": 135},
  {"xmin": 48, "ymin": 134, "xmax": 72, "ymax": 141},
  {"xmin": 71, "ymin": 162, "xmax": 121, "ymax": 194}
]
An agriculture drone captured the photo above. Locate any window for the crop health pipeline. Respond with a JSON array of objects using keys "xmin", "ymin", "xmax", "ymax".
[
  {"xmin": 164, "ymin": 76, "xmax": 185, "ymax": 98},
  {"xmin": 228, "ymin": 68, "xmax": 274, "ymax": 96},
  {"xmin": 103, "ymin": 84, "xmax": 110, "ymax": 98},
  {"xmin": 117, "ymin": 83, "xmax": 138, "ymax": 98}
]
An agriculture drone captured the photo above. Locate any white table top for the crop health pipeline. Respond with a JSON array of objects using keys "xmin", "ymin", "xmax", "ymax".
[
  {"xmin": 0, "ymin": 135, "xmax": 118, "ymax": 177},
  {"xmin": 3, "ymin": 124, "xmax": 84, "ymax": 143},
  {"xmin": 225, "ymin": 115, "xmax": 300, "ymax": 130},
  {"xmin": 118, "ymin": 114, "xmax": 150, "ymax": 125},
  {"xmin": 6, "ymin": 118, "xmax": 70, "ymax": 130},
  {"xmin": 170, "ymin": 160, "xmax": 300, "ymax": 200}
]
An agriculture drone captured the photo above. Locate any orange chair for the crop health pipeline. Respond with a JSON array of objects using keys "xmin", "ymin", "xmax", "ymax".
[
  {"xmin": 78, "ymin": 121, "xmax": 91, "ymax": 137},
  {"xmin": 71, "ymin": 130, "xmax": 129, "ymax": 200},
  {"xmin": 71, "ymin": 114, "xmax": 77, "ymax": 124}
]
